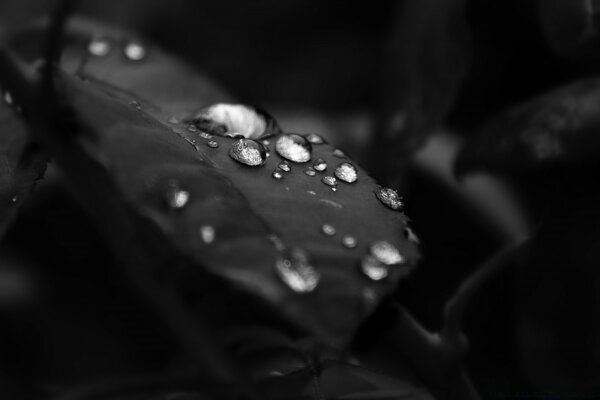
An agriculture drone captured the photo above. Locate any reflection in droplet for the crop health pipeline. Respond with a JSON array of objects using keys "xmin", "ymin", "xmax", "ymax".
[
  {"xmin": 334, "ymin": 162, "xmax": 358, "ymax": 183},
  {"xmin": 229, "ymin": 139, "xmax": 268, "ymax": 166},
  {"xmin": 342, "ymin": 235, "xmax": 357, "ymax": 249},
  {"xmin": 322, "ymin": 175, "xmax": 337, "ymax": 188},
  {"xmin": 361, "ymin": 255, "xmax": 389, "ymax": 281},
  {"xmin": 370, "ymin": 241, "xmax": 404, "ymax": 265},
  {"xmin": 207, "ymin": 140, "xmax": 219, "ymax": 148},
  {"xmin": 313, "ymin": 158, "xmax": 327, "ymax": 172},
  {"xmin": 275, "ymin": 248, "xmax": 319, "ymax": 293},
  {"xmin": 278, "ymin": 161, "xmax": 291, "ymax": 172},
  {"xmin": 199, "ymin": 225, "xmax": 215, "ymax": 244},
  {"xmin": 275, "ymin": 134, "xmax": 312, "ymax": 163},
  {"xmin": 333, "ymin": 149, "xmax": 346, "ymax": 158},
  {"xmin": 321, "ymin": 224, "xmax": 336, "ymax": 236},
  {"xmin": 124, "ymin": 41, "xmax": 147, "ymax": 61},
  {"xmin": 306, "ymin": 133, "xmax": 324, "ymax": 144},
  {"xmin": 272, "ymin": 170, "xmax": 284, "ymax": 180},
  {"xmin": 374, "ymin": 187, "xmax": 404, "ymax": 211},
  {"xmin": 88, "ymin": 38, "xmax": 111, "ymax": 56}
]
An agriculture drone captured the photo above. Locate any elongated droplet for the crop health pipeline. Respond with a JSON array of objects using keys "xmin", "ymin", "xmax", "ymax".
[
  {"xmin": 124, "ymin": 41, "xmax": 146, "ymax": 61},
  {"xmin": 361, "ymin": 255, "xmax": 389, "ymax": 281},
  {"xmin": 88, "ymin": 38, "xmax": 112, "ymax": 56},
  {"xmin": 305, "ymin": 168, "xmax": 316, "ymax": 176},
  {"xmin": 200, "ymin": 132, "xmax": 213, "ymax": 139},
  {"xmin": 322, "ymin": 175, "xmax": 337, "ymax": 188},
  {"xmin": 262, "ymin": 139, "xmax": 270, "ymax": 146},
  {"xmin": 275, "ymin": 248, "xmax": 319, "ymax": 293},
  {"xmin": 404, "ymin": 226, "xmax": 420, "ymax": 244},
  {"xmin": 3, "ymin": 91, "xmax": 13, "ymax": 105},
  {"xmin": 321, "ymin": 224, "xmax": 336, "ymax": 236},
  {"xmin": 207, "ymin": 140, "xmax": 219, "ymax": 148},
  {"xmin": 342, "ymin": 235, "xmax": 357, "ymax": 249},
  {"xmin": 278, "ymin": 161, "xmax": 291, "ymax": 172},
  {"xmin": 313, "ymin": 158, "xmax": 327, "ymax": 172},
  {"xmin": 374, "ymin": 187, "xmax": 404, "ymax": 211},
  {"xmin": 275, "ymin": 134, "xmax": 312, "ymax": 163},
  {"xmin": 272, "ymin": 170, "xmax": 284, "ymax": 180},
  {"xmin": 229, "ymin": 139, "xmax": 267, "ymax": 166},
  {"xmin": 334, "ymin": 162, "xmax": 358, "ymax": 183},
  {"xmin": 199, "ymin": 225, "xmax": 215, "ymax": 244},
  {"xmin": 370, "ymin": 241, "xmax": 404, "ymax": 265},
  {"xmin": 187, "ymin": 125, "xmax": 198, "ymax": 132},
  {"xmin": 332, "ymin": 148, "xmax": 346, "ymax": 158},
  {"xmin": 306, "ymin": 133, "xmax": 324, "ymax": 144}
]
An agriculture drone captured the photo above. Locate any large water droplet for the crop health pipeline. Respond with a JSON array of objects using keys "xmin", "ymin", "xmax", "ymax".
[
  {"xmin": 342, "ymin": 235, "xmax": 357, "ymax": 249},
  {"xmin": 361, "ymin": 255, "xmax": 389, "ymax": 281},
  {"xmin": 278, "ymin": 161, "xmax": 291, "ymax": 172},
  {"xmin": 88, "ymin": 38, "xmax": 112, "ymax": 56},
  {"xmin": 334, "ymin": 162, "xmax": 358, "ymax": 183},
  {"xmin": 207, "ymin": 140, "xmax": 219, "ymax": 149},
  {"xmin": 322, "ymin": 175, "xmax": 337, "ymax": 188},
  {"xmin": 370, "ymin": 241, "xmax": 404, "ymax": 266},
  {"xmin": 272, "ymin": 170, "xmax": 284, "ymax": 180},
  {"xmin": 313, "ymin": 158, "xmax": 327, "ymax": 172},
  {"xmin": 275, "ymin": 134, "xmax": 312, "ymax": 163},
  {"xmin": 124, "ymin": 41, "xmax": 147, "ymax": 61},
  {"xmin": 321, "ymin": 224, "xmax": 336, "ymax": 236},
  {"xmin": 306, "ymin": 133, "xmax": 325, "ymax": 144},
  {"xmin": 229, "ymin": 139, "xmax": 268, "ymax": 166},
  {"xmin": 374, "ymin": 187, "xmax": 404, "ymax": 211},
  {"xmin": 275, "ymin": 248, "xmax": 319, "ymax": 293},
  {"xmin": 199, "ymin": 225, "xmax": 215, "ymax": 244}
]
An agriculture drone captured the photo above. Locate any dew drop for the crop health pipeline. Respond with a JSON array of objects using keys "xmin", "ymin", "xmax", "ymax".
[
  {"xmin": 322, "ymin": 175, "xmax": 337, "ymax": 188},
  {"xmin": 199, "ymin": 225, "xmax": 215, "ymax": 244},
  {"xmin": 304, "ymin": 168, "xmax": 316, "ymax": 177},
  {"xmin": 275, "ymin": 134, "xmax": 312, "ymax": 163},
  {"xmin": 206, "ymin": 140, "xmax": 219, "ymax": 148},
  {"xmin": 128, "ymin": 100, "xmax": 141, "ymax": 110},
  {"xmin": 334, "ymin": 162, "xmax": 358, "ymax": 183},
  {"xmin": 313, "ymin": 158, "xmax": 327, "ymax": 172},
  {"xmin": 3, "ymin": 91, "xmax": 13, "ymax": 105},
  {"xmin": 307, "ymin": 190, "xmax": 316, "ymax": 196},
  {"xmin": 11, "ymin": 195, "xmax": 18, "ymax": 203},
  {"xmin": 272, "ymin": 170, "xmax": 284, "ymax": 180},
  {"xmin": 306, "ymin": 133, "xmax": 325, "ymax": 144},
  {"xmin": 199, "ymin": 132, "xmax": 212, "ymax": 139},
  {"xmin": 275, "ymin": 248, "xmax": 319, "ymax": 293},
  {"xmin": 124, "ymin": 41, "xmax": 147, "ymax": 61},
  {"xmin": 404, "ymin": 226, "xmax": 420, "ymax": 244},
  {"xmin": 361, "ymin": 255, "xmax": 389, "ymax": 281},
  {"xmin": 269, "ymin": 234, "xmax": 285, "ymax": 251},
  {"xmin": 167, "ymin": 116, "xmax": 180, "ymax": 124},
  {"xmin": 262, "ymin": 139, "xmax": 270, "ymax": 146},
  {"xmin": 229, "ymin": 139, "xmax": 268, "ymax": 166},
  {"xmin": 342, "ymin": 235, "xmax": 357, "ymax": 249},
  {"xmin": 370, "ymin": 241, "xmax": 404, "ymax": 266},
  {"xmin": 374, "ymin": 187, "xmax": 404, "ymax": 211},
  {"xmin": 321, "ymin": 224, "xmax": 336, "ymax": 236},
  {"xmin": 165, "ymin": 184, "xmax": 190, "ymax": 209},
  {"xmin": 278, "ymin": 161, "xmax": 291, "ymax": 172},
  {"xmin": 332, "ymin": 148, "xmax": 346, "ymax": 158},
  {"xmin": 187, "ymin": 125, "xmax": 198, "ymax": 133},
  {"xmin": 88, "ymin": 38, "xmax": 112, "ymax": 56}
]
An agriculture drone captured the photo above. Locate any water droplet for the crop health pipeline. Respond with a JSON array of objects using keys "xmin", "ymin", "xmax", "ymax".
[
  {"xmin": 342, "ymin": 235, "xmax": 357, "ymax": 249},
  {"xmin": 370, "ymin": 241, "xmax": 404, "ymax": 265},
  {"xmin": 307, "ymin": 190, "xmax": 316, "ymax": 196},
  {"xmin": 128, "ymin": 100, "xmax": 141, "ymax": 110},
  {"xmin": 304, "ymin": 168, "xmax": 316, "ymax": 177},
  {"xmin": 374, "ymin": 187, "xmax": 404, "ymax": 211},
  {"xmin": 11, "ymin": 195, "xmax": 18, "ymax": 203},
  {"xmin": 124, "ymin": 41, "xmax": 146, "ymax": 61},
  {"xmin": 3, "ymin": 91, "xmax": 13, "ymax": 105},
  {"xmin": 334, "ymin": 162, "xmax": 358, "ymax": 183},
  {"xmin": 199, "ymin": 132, "xmax": 212, "ymax": 139},
  {"xmin": 272, "ymin": 170, "xmax": 284, "ymax": 180},
  {"xmin": 167, "ymin": 116, "xmax": 180, "ymax": 124},
  {"xmin": 192, "ymin": 104, "xmax": 270, "ymax": 139},
  {"xmin": 306, "ymin": 133, "xmax": 324, "ymax": 144},
  {"xmin": 199, "ymin": 225, "xmax": 215, "ymax": 244},
  {"xmin": 165, "ymin": 184, "xmax": 190, "ymax": 209},
  {"xmin": 332, "ymin": 148, "xmax": 346, "ymax": 158},
  {"xmin": 322, "ymin": 175, "xmax": 337, "ymax": 188},
  {"xmin": 225, "ymin": 132, "xmax": 244, "ymax": 139},
  {"xmin": 275, "ymin": 248, "xmax": 319, "ymax": 293},
  {"xmin": 321, "ymin": 224, "xmax": 336, "ymax": 236},
  {"xmin": 278, "ymin": 161, "xmax": 291, "ymax": 172},
  {"xmin": 266, "ymin": 151, "xmax": 271, "ymax": 158},
  {"xmin": 275, "ymin": 134, "xmax": 312, "ymax": 163},
  {"xmin": 187, "ymin": 125, "xmax": 198, "ymax": 133},
  {"xmin": 88, "ymin": 38, "xmax": 112, "ymax": 56},
  {"xmin": 404, "ymin": 226, "xmax": 420, "ymax": 244},
  {"xmin": 313, "ymin": 158, "xmax": 327, "ymax": 172},
  {"xmin": 360, "ymin": 255, "xmax": 389, "ymax": 281},
  {"xmin": 206, "ymin": 140, "xmax": 219, "ymax": 149},
  {"xmin": 269, "ymin": 234, "xmax": 285, "ymax": 251},
  {"xmin": 262, "ymin": 139, "xmax": 270, "ymax": 146},
  {"xmin": 229, "ymin": 139, "xmax": 267, "ymax": 166}
]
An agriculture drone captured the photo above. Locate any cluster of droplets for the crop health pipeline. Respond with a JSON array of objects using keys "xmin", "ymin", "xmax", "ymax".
[
  {"xmin": 360, "ymin": 241, "xmax": 407, "ymax": 281},
  {"xmin": 88, "ymin": 38, "xmax": 147, "ymax": 61}
]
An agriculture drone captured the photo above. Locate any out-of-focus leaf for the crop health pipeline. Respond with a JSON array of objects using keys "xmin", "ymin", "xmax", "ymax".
[
  {"xmin": 455, "ymin": 78, "xmax": 600, "ymax": 176},
  {"xmin": 3, "ymin": 19, "xmax": 419, "ymax": 346}
]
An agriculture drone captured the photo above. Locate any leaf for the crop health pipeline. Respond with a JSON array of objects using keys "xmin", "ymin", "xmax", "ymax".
[
  {"xmin": 455, "ymin": 77, "xmax": 600, "ymax": 176},
  {"xmin": 3, "ymin": 19, "xmax": 420, "ymax": 347}
]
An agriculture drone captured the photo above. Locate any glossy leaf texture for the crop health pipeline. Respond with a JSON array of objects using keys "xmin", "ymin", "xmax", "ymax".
[
  {"xmin": 3, "ymin": 20, "xmax": 419, "ymax": 346},
  {"xmin": 455, "ymin": 77, "xmax": 600, "ymax": 176}
]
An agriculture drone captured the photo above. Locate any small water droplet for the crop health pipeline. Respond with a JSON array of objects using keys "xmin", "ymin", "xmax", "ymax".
[
  {"xmin": 167, "ymin": 116, "xmax": 180, "ymax": 124},
  {"xmin": 225, "ymin": 132, "xmax": 245, "ymax": 139},
  {"xmin": 207, "ymin": 140, "xmax": 219, "ymax": 148},
  {"xmin": 269, "ymin": 234, "xmax": 285, "ymax": 251},
  {"xmin": 229, "ymin": 139, "xmax": 268, "ymax": 166},
  {"xmin": 322, "ymin": 175, "xmax": 337, "ymax": 188},
  {"xmin": 266, "ymin": 151, "xmax": 271, "ymax": 157},
  {"xmin": 278, "ymin": 161, "xmax": 291, "ymax": 172},
  {"xmin": 370, "ymin": 241, "xmax": 404, "ymax": 265},
  {"xmin": 88, "ymin": 38, "xmax": 112, "ymax": 56},
  {"xmin": 342, "ymin": 235, "xmax": 357, "ymax": 249},
  {"xmin": 321, "ymin": 224, "xmax": 336, "ymax": 236},
  {"xmin": 199, "ymin": 225, "xmax": 215, "ymax": 244},
  {"xmin": 304, "ymin": 168, "xmax": 316, "ymax": 176},
  {"xmin": 313, "ymin": 158, "xmax": 327, "ymax": 172},
  {"xmin": 361, "ymin": 255, "xmax": 389, "ymax": 281},
  {"xmin": 124, "ymin": 41, "xmax": 146, "ymax": 61},
  {"xmin": 375, "ymin": 187, "xmax": 404, "ymax": 211},
  {"xmin": 275, "ymin": 248, "xmax": 319, "ymax": 293},
  {"xmin": 187, "ymin": 125, "xmax": 198, "ymax": 133},
  {"xmin": 307, "ymin": 190, "xmax": 316, "ymax": 196},
  {"xmin": 275, "ymin": 134, "xmax": 312, "ymax": 163},
  {"xmin": 272, "ymin": 170, "xmax": 284, "ymax": 180},
  {"xmin": 165, "ymin": 184, "xmax": 190, "ymax": 209},
  {"xmin": 332, "ymin": 148, "xmax": 346, "ymax": 158},
  {"xmin": 334, "ymin": 162, "xmax": 358, "ymax": 183},
  {"xmin": 199, "ymin": 132, "xmax": 213, "ymax": 139},
  {"xmin": 306, "ymin": 133, "xmax": 324, "ymax": 144},
  {"xmin": 404, "ymin": 226, "xmax": 420, "ymax": 244},
  {"xmin": 128, "ymin": 100, "xmax": 141, "ymax": 110},
  {"xmin": 262, "ymin": 139, "xmax": 270, "ymax": 146},
  {"xmin": 11, "ymin": 195, "xmax": 18, "ymax": 203},
  {"xmin": 3, "ymin": 91, "xmax": 13, "ymax": 105}
]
